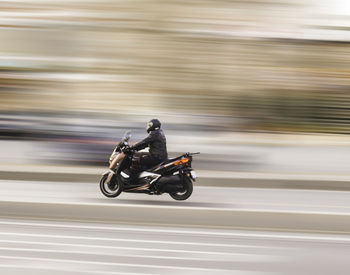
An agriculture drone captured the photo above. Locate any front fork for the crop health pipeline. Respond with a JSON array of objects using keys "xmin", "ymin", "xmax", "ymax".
[{"xmin": 103, "ymin": 169, "xmax": 116, "ymax": 186}]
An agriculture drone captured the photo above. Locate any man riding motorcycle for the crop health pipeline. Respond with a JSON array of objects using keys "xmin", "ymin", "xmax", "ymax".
[{"xmin": 128, "ymin": 119, "xmax": 168, "ymax": 182}]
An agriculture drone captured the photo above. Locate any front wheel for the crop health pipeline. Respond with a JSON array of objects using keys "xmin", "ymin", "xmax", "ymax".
[
  {"xmin": 169, "ymin": 177, "xmax": 193, "ymax": 201},
  {"xmin": 100, "ymin": 173, "xmax": 123, "ymax": 198}
]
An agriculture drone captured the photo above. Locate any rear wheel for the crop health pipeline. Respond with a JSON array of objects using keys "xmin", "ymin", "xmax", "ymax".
[
  {"xmin": 100, "ymin": 173, "xmax": 123, "ymax": 198},
  {"xmin": 169, "ymin": 177, "xmax": 193, "ymax": 201}
]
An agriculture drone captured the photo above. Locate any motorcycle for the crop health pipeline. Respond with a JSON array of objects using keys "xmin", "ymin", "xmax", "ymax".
[{"xmin": 99, "ymin": 131, "xmax": 199, "ymax": 201}]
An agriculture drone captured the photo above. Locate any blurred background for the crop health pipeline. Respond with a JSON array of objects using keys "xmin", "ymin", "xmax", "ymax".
[
  {"xmin": 0, "ymin": 0, "xmax": 349, "ymax": 173},
  {"xmin": 1, "ymin": 1, "xmax": 350, "ymax": 275}
]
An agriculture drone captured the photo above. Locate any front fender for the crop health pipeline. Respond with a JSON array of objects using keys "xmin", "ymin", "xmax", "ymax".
[
  {"xmin": 102, "ymin": 169, "xmax": 116, "ymax": 185},
  {"xmin": 102, "ymin": 169, "xmax": 115, "ymax": 176}
]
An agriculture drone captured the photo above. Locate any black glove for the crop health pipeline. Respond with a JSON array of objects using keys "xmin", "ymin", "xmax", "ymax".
[{"xmin": 123, "ymin": 145, "xmax": 133, "ymax": 153}]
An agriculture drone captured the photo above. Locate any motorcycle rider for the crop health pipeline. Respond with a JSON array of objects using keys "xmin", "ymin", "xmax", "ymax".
[{"xmin": 128, "ymin": 119, "xmax": 168, "ymax": 183}]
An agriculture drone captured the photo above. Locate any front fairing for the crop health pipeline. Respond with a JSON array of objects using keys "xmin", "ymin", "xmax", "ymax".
[
  {"xmin": 108, "ymin": 130, "xmax": 132, "ymax": 167},
  {"xmin": 109, "ymin": 152, "xmax": 126, "ymax": 169}
]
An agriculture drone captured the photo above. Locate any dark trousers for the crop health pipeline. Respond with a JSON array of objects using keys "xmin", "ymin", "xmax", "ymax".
[
  {"xmin": 130, "ymin": 152, "xmax": 163, "ymax": 177},
  {"xmin": 139, "ymin": 153, "xmax": 162, "ymax": 170}
]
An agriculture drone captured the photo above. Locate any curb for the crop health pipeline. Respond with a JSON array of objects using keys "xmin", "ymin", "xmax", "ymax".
[{"xmin": 1, "ymin": 171, "xmax": 350, "ymax": 190}]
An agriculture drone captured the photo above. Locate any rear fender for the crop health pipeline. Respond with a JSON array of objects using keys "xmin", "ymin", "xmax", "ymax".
[
  {"xmin": 182, "ymin": 168, "xmax": 196, "ymax": 181},
  {"xmin": 102, "ymin": 169, "xmax": 114, "ymax": 176}
]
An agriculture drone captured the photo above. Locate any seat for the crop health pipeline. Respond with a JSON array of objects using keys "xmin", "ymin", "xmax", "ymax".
[{"xmin": 161, "ymin": 156, "xmax": 179, "ymax": 165}]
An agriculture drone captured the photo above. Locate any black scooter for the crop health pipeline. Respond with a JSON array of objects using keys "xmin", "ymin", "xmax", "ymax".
[{"xmin": 100, "ymin": 131, "xmax": 199, "ymax": 200}]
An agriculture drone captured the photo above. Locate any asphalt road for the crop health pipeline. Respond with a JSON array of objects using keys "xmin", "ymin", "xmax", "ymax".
[
  {"xmin": 1, "ymin": 180, "xmax": 350, "ymax": 214},
  {"xmin": 0, "ymin": 217, "xmax": 350, "ymax": 275},
  {"xmin": 1, "ymin": 180, "xmax": 350, "ymax": 274}
]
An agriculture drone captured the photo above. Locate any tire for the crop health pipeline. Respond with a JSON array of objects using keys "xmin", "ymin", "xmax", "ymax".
[
  {"xmin": 99, "ymin": 173, "xmax": 123, "ymax": 198},
  {"xmin": 169, "ymin": 177, "xmax": 193, "ymax": 201}
]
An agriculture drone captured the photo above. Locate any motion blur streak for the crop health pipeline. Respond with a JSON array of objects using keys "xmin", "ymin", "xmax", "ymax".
[
  {"xmin": 1, "ymin": 0, "xmax": 349, "ymax": 125},
  {"xmin": 1, "ymin": 0, "xmax": 350, "ymax": 274},
  {"xmin": 1, "ymin": 218, "xmax": 350, "ymax": 275}
]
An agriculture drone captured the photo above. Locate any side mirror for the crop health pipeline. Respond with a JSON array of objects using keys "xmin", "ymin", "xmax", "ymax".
[{"xmin": 123, "ymin": 130, "xmax": 132, "ymax": 141}]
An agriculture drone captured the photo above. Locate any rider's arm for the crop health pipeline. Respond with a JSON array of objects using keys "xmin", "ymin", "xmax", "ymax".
[{"xmin": 131, "ymin": 132, "xmax": 155, "ymax": 151}]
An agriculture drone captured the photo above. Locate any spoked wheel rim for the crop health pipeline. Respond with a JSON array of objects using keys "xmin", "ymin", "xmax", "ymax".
[
  {"xmin": 172, "ymin": 188, "xmax": 187, "ymax": 196},
  {"xmin": 104, "ymin": 181, "xmax": 119, "ymax": 194},
  {"xmin": 169, "ymin": 178, "xmax": 193, "ymax": 201},
  {"xmin": 100, "ymin": 174, "xmax": 123, "ymax": 198}
]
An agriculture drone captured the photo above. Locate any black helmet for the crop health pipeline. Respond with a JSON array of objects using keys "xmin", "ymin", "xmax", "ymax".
[{"xmin": 147, "ymin": 119, "xmax": 161, "ymax": 133}]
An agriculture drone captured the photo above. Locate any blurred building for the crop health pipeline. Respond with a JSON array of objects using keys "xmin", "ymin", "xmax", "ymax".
[{"xmin": 0, "ymin": 0, "xmax": 349, "ymax": 132}]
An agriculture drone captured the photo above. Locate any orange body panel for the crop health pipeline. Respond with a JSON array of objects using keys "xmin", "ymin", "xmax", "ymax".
[
  {"xmin": 109, "ymin": 152, "xmax": 126, "ymax": 169},
  {"xmin": 174, "ymin": 158, "xmax": 189, "ymax": 166}
]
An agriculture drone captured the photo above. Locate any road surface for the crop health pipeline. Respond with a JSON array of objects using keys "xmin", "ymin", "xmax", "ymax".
[
  {"xmin": 1, "ymin": 180, "xmax": 350, "ymax": 214},
  {"xmin": 1, "ymin": 180, "xmax": 350, "ymax": 274},
  {"xmin": 0, "ymin": 217, "xmax": 349, "ymax": 275}
]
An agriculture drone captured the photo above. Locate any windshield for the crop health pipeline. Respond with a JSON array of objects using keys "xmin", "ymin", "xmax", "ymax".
[{"xmin": 123, "ymin": 130, "xmax": 132, "ymax": 141}]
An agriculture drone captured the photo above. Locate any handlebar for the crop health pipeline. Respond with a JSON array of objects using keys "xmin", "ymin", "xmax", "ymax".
[
  {"xmin": 186, "ymin": 152, "xmax": 200, "ymax": 156},
  {"xmin": 122, "ymin": 145, "xmax": 135, "ymax": 154}
]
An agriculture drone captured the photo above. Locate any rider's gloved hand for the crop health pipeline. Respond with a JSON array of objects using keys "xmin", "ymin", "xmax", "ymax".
[{"xmin": 123, "ymin": 145, "xmax": 133, "ymax": 153}]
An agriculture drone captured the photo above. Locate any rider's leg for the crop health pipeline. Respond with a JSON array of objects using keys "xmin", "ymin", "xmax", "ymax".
[
  {"xmin": 139, "ymin": 155, "xmax": 165, "ymax": 191},
  {"xmin": 130, "ymin": 153, "xmax": 162, "ymax": 184},
  {"xmin": 139, "ymin": 154, "xmax": 161, "ymax": 169},
  {"xmin": 129, "ymin": 152, "xmax": 146, "ymax": 183}
]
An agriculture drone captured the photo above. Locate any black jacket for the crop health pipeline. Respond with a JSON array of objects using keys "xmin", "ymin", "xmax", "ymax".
[{"xmin": 132, "ymin": 129, "xmax": 168, "ymax": 160}]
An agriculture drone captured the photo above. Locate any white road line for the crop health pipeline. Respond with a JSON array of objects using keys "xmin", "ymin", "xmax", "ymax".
[
  {"xmin": 0, "ymin": 255, "xmax": 234, "ymax": 272},
  {"xmin": 0, "ymin": 232, "xmax": 255, "ymax": 248},
  {"xmin": 0, "ymin": 264, "xmax": 153, "ymax": 275},
  {"xmin": 0, "ymin": 220, "xmax": 243, "ymax": 236},
  {"xmin": 0, "ymin": 220, "xmax": 350, "ymax": 243},
  {"xmin": 0, "ymin": 264, "xmax": 268, "ymax": 275},
  {"xmin": 0, "ymin": 247, "xmax": 271, "ymax": 262},
  {"xmin": 0, "ymin": 240, "xmax": 239, "ymax": 257}
]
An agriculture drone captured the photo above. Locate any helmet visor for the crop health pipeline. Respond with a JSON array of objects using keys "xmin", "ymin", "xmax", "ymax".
[{"xmin": 146, "ymin": 121, "xmax": 153, "ymax": 131}]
